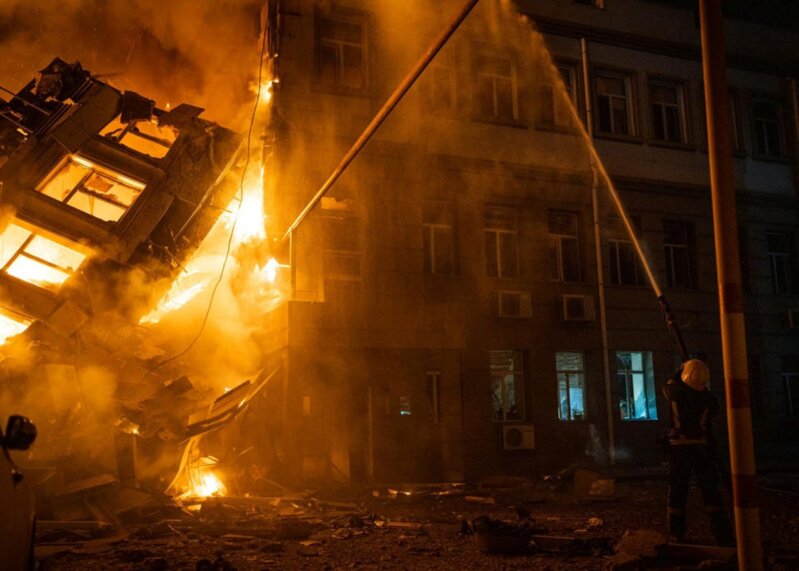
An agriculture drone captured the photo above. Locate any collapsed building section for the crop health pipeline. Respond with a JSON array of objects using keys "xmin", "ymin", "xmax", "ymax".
[{"xmin": 0, "ymin": 58, "xmax": 250, "ymax": 500}]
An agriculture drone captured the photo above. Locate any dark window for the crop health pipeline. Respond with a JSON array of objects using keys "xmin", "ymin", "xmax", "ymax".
[
  {"xmin": 321, "ymin": 196, "xmax": 360, "ymax": 280},
  {"xmin": 490, "ymin": 350, "xmax": 525, "ymax": 422},
  {"xmin": 557, "ymin": 352, "xmax": 586, "ymax": 421},
  {"xmin": 616, "ymin": 351, "xmax": 657, "ymax": 421},
  {"xmin": 426, "ymin": 371, "xmax": 441, "ymax": 423},
  {"xmin": 608, "ymin": 239, "xmax": 644, "ymax": 286},
  {"xmin": 786, "ymin": 373, "xmax": 799, "ymax": 418},
  {"xmin": 485, "ymin": 207, "xmax": 518, "ymax": 279},
  {"xmin": 538, "ymin": 64, "xmax": 577, "ymax": 127},
  {"xmin": 663, "ymin": 220, "xmax": 695, "ymax": 289},
  {"xmin": 752, "ymin": 97, "xmax": 785, "ymax": 157},
  {"xmin": 425, "ymin": 64, "xmax": 455, "ymax": 114},
  {"xmin": 595, "ymin": 70, "xmax": 634, "ymax": 136},
  {"xmin": 317, "ymin": 13, "xmax": 367, "ymax": 90},
  {"xmin": 767, "ymin": 232, "xmax": 797, "ymax": 294},
  {"xmin": 650, "ymin": 79, "xmax": 686, "ymax": 143},
  {"xmin": 548, "ymin": 211, "xmax": 580, "ymax": 282},
  {"xmin": 423, "ymin": 202, "xmax": 455, "ymax": 274},
  {"xmin": 474, "ymin": 54, "xmax": 517, "ymax": 122}
]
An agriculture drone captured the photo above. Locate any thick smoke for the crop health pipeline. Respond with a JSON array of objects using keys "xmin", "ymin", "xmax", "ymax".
[{"xmin": 0, "ymin": 0, "xmax": 262, "ymax": 126}]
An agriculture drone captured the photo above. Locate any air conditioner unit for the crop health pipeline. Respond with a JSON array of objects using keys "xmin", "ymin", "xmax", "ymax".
[
  {"xmin": 561, "ymin": 294, "xmax": 596, "ymax": 321},
  {"xmin": 502, "ymin": 424, "xmax": 535, "ymax": 450},
  {"xmin": 787, "ymin": 309, "xmax": 799, "ymax": 330}
]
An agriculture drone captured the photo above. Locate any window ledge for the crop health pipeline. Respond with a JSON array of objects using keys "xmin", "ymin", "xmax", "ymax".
[
  {"xmin": 647, "ymin": 139, "xmax": 697, "ymax": 152},
  {"xmin": 594, "ymin": 132, "xmax": 646, "ymax": 145}
]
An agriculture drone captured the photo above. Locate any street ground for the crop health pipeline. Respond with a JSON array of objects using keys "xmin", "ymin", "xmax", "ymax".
[{"xmin": 36, "ymin": 472, "xmax": 799, "ymax": 570}]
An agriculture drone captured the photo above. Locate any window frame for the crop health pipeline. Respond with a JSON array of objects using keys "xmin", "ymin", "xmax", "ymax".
[
  {"xmin": 548, "ymin": 210, "xmax": 581, "ymax": 283},
  {"xmin": 750, "ymin": 93, "xmax": 788, "ymax": 160},
  {"xmin": 663, "ymin": 219, "xmax": 696, "ymax": 290},
  {"xmin": 423, "ymin": 201, "xmax": 456, "ymax": 275},
  {"xmin": 556, "ymin": 351, "xmax": 587, "ymax": 421},
  {"xmin": 320, "ymin": 193, "xmax": 361, "ymax": 281},
  {"xmin": 647, "ymin": 76, "xmax": 689, "ymax": 146},
  {"xmin": 426, "ymin": 370, "xmax": 441, "ymax": 424},
  {"xmin": 616, "ymin": 351, "xmax": 658, "ymax": 421},
  {"xmin": 784, "ymin": 372, "xmax": 799, "ymax": 418},
  {"xmin": 593, "ymin": 67, "xmax": 638, "ymax": 139},
  {"xmin": 472, "ymin": 50, "xmax": 520, "ymax": 125},
  {"xmin": 490, "ymin": 349, "xmax": 526, "ymax": 423},
  {"xmin": 767, "ymin": 231, "xmax": 797, "ymax": 295},
  {"xmin": 314, "ymin": 7, "xmax": 370, "ymax": 94},
  {"xmin": 484, "ymin": 206, "xmax": 519, "ymax": 279}
]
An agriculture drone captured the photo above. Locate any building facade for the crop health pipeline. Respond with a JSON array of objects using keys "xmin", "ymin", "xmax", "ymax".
[{"xmin": 259, "ymin": 0, "xmax": 799, "ymax": 483}]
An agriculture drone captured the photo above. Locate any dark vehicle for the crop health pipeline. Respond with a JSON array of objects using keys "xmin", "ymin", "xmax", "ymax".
[{"xmin": 1, "ymin": 416, "xmax": 37, "ymax": 571}]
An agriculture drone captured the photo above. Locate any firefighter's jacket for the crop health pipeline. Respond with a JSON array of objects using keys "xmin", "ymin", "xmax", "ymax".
[{"xmin": 662, "ymin": 374, "xmax": 719, "ymax": 446}]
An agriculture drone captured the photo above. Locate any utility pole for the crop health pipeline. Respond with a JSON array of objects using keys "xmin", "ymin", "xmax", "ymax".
[{"xmin": 698, "ymin": 1, "xmax": 763, "ymax": 568}]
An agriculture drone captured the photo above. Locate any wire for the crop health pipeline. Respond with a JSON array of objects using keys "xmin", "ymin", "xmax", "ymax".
[{"xmin": 142, "ymin": 26, "xmax": 269, "ymax": 380}]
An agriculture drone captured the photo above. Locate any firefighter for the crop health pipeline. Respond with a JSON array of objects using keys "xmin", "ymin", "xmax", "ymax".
[{"xmin": 663, "ymin": 359, "xmax": 734, "ymax": 546}]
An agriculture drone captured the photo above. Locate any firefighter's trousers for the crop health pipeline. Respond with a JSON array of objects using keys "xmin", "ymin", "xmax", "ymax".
[{"xmin": 667, "ymin": 444, "xmax": 734, "ymax": 546}]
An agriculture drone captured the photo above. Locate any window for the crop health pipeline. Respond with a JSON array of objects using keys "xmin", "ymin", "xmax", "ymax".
[
  {"xmin": 752, "ymin": 97, "xmax": 785, "ymax": 158},
  {"xmin": 649, "ymin": 79, "xmax": 686, "ymax": 143},
  {"xmin": 616, "ymin": 351, "xmax": 657, "ymax": 421},
  {"xmin": 490, "ymin": 350, "xmax": 524, "ymax": 422},
  {"xmin": 485, "ymin": 207, "xmax": 518, "ymax": 279},
  {"xmin": 537, "ymin": 64, "xmax": 578, "ymax": 127},
  {"xmin": 608, "ymin": 239, "xmax": 644, "ymax": 286},
  {"xmin": 0, "ymin": 220, "xmax": 88, "ymax": 291},
  {"xmin": 100, "ymin": 115, "xmax": 177, "ymax": 159},
  {"xmin": 474, "ymin": 53, "xmax": 518, "ymax": 122},
  {"xmin": 548, "ymin": 211, "xmax": 580, "ymax": 282},
  {"xmin": 424, "ymin": 59, "xmax": 456, "ymax": 114},
  {"xmin": 426, "ymin": 370, "xmax": 441, "ymax": 423},
  {"xmin": 0, "ymin": 310, "xmax": 30, "ymax": 345},
  {"xmin": 767, "ymin": 232, "xmax": 797, "ymax": 294},
  {"xmin": 423, "ymin": 202, "xmax": 455, "ymax": 274},
  {"xmin": 399, "ymin": 395, "xmax": 412, "ymax": 416},
  {"xmin": 498, "ymin": 291, "xmax": 532, "ymax": 318},
  {"xmin": 663, "ymin": 220, "xmax": 695, "ymax": 289},
  {"xmin": 321, "ymin": 195, "xmax": 360, "ymax": 280},
  {"xmin": 557, "ymin": 352, "xmax": 586, "ymax": 421},
  {"xmin": 595, "ymin": 69, "xmax": 634, "ymax": 136},
  {"xmin": 785, "ymin": 373, "xmax": 799, "ymax": 418},
  {"xmin": 37, "ymin": 156, "xmax": 146, "ymax": 222},
  {"xmin": 317, "ymin": 11, "xmax": 367, "ymax": 91}
]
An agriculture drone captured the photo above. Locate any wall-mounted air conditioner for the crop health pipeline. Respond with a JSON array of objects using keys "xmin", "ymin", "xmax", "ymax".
[
  {"xmin": 502, "ymin": 424, "xmax": 535, "ymax": 450},
  {"xmin": 561, "ymin": 294, "xmax": 596, "ymax": 321}
]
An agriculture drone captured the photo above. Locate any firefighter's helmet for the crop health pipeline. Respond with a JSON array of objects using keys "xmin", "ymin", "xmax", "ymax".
[{"xmin": 681, "ymin": 359, "xmax": 710, "ymax": 391}]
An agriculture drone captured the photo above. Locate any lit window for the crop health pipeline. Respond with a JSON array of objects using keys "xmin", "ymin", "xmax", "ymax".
[
  {"xmin": 0, "ymin": 221, "xmax": 87, "ymax": 290},
  {"xmin": 616, "ymin": 351, "xmax": 657, "ymax": 421},
  {"xmin": 549, "ymin": 211, "xmax": 580, "ymax": 282},
  {"xmin": 321, "ymin": 194, "xmax": 360, "ymax": 280},
  {"xmin": 752, "ymin": 97, "xmax": 785, "ymax": 158},
  {"xmin": 37, "ymin": 156, "xmax": 146, "ymax": 222},
  {"xmin": 557, "ymin": 352, "xmax": 586, "ymax": 421},
  {"xmin": 485, "ymin": 207, "xmax": 518, "ymax": 279},
  {"xmin": 663, "ymin": 220, "xmax": 695, "ymax": 289},
  {"xmin": 318, "ymin": 13, "xmax": 367, "ymax": 90},
  {"xmin": 0, "ymin": 311, "xmax": 30, "ymax": 345},
  {"xmin": 474, "ymin": 54, "xmax": 518, "ymax": 122},
  {"xmin": 649, "ymin": 79, "xmax": 686, "ymax": 143},
  {"xmin": 423, "ymin": 201, "xmax": 455, "ymax": 274},
  {"xmin": 595, "ymin": 69, "xmax": 634, "ymax": 136},
  {"xmin": 100, "ymin": 115, "xmax": 177, "ymax": 159},
  {"xmin": 490, "ymin": 350, "xmax": 524, "ymax": 422},
  {"xmin": 767, "ymin": 232, "xmax": 797, "ymax": 294}
]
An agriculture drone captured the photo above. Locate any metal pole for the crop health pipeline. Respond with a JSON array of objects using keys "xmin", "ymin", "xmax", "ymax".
[
  {"xmin": 698, "ymin": 1, "xmax": 762, "ymax": 568},
  {"xmin": 581, "ymin": 38, "xmax": 615, "ymax": 465},
  {"xmin": 279, "ymin": 0, "xmax": 479, "ymax": 243}
]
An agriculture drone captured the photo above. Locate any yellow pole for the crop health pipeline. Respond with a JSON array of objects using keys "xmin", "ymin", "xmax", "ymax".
[{"xmin": 698, "ymin": 1, "xmax": 762, "ymax": 568}]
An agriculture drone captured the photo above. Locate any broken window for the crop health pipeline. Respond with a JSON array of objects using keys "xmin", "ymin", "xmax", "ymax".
[
  {"xmin": 557, "ymin": 352, "xmax": 586, "ymax": 421},
  {"xmin": 100, "ymin": 115, "xmax": 177, "ymax": 159},
  {"xmin": 767, "ymin": 232, "xmax": 798, "ymax": 294},
  {"xmin": 649, "ymin": 79, "xmax": 686, "ymax": 143},
  {"xmin": 595, "ymin": 69, "xmax": 634, "ymax": 136},
  {"xmin": 37, "ymin": 156, "xmax": 146, "ymax": 222},
  {"xmin": 0, "ymin": 310, "xmax": 31, "ymax": 345},
  {"xmin": 318, "ymin": 12, "xmax": 367, "ymax": 90},
  {"xmin": 548, "ymin": 210, "xmax": 580, "ymax": 282},
  {"xmin": 663, "ymin": 220, "xmax": 695, "ymax": 289},
  {"xmin": 752, "ymin": 97, "xmax": 785, "ymax": 158},
  {"xmin": 474, "ymin": 53, "xmax": 518, "ymax": 122},
  {"xmin": 0, "ymin": 220, "xmax": 87, "ymax": 290},
  {"xmin": 485, "ymin": 207, "xmax": 518, "ymax": 279},
  {"xmin": 490, "ymin": 349, "xmax": 524, "ymax": 422},
  {"xmin": 423, "ymin": 201, "xmax": 455, "ymax": 274},
  {"xmin": 616, "ymin": 351, "xmax": 657, "ymax": 421}
]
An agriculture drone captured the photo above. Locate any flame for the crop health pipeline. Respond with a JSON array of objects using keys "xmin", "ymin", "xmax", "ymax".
[{"xmin": 192, "ymin": 471, "xmax": 226, "ymax": 498}]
